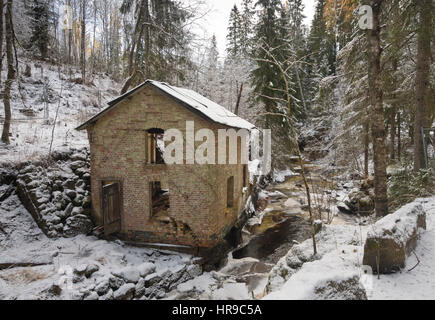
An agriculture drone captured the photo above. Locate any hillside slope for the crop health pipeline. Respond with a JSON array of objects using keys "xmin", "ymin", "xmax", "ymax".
[{"xmin": 0, "ymin": 60, "xmax": 120, "ymax": 163}]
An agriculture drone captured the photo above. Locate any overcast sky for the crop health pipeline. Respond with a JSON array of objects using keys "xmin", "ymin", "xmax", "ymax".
[{"xmin": 200, "ymin": 0, "xmax": 316, "ymax": 57}]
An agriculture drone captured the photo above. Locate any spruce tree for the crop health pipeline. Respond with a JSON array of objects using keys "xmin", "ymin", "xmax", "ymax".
[
  {"xmin": 120, "ymin": 0, "xmax": 193, "ymax": 93},
  {"xmin": 251, "ymin": 0, "xmax": 294, "ymax": 169},
  {"xmin": 226, "ymin": 5, "xmax": 242, "ymax": 58},
  {"xmin": 307, "ymin": 0, "xmax": 336, "ymax": 78},
  {"xmin": 28, "ymin": 0, "xmax": 51, "ymax": 59},
  {"xmin": 240, "ymin": 0, "xmax": 254, "ymax": 56}
]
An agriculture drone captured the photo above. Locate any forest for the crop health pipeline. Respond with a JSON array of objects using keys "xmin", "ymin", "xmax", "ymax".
[{"xmin": 0, "ymin": 0, "xmax": 434, "ymax": 302}]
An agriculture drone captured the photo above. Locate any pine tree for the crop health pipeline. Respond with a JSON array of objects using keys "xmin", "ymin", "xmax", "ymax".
[
  {"xmin": 251, "ymin": 0, "xmax": 295, "ymax": 169},
  {"xmin": 28, "ymin": 0, "xmax": 51, "ymax": 59},
  {"xmin": 414, "ymin": 0, "xmax": 433, "ymax": 171},
  {"xmin": 307, "ymin": 0, "xmax": 336, "ymax": 78},
  {"xmin": 226, "ymin": 5, "xmax": 241, "ymax": 58},
  {"xmin": 283, "ymin": 0, "xmax": 308, "ymax": 118},
  {"xmin": 367, "ymin": 0, "xmax": 388, "ymax": 217},
  {"xmin": 240, "ymin": 0, "xmax": 255, "ymax": 56},
  {"xmin": 120, "ymin": 0, "xmax": 193, "ymax": 93},
  {"xmin": 0, "ymin": 0, "xmax": 3, "ymax": 84}
]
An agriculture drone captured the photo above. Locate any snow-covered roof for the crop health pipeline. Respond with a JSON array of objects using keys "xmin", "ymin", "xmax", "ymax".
[{"xmin": 76, "ymin": 80, "xmax": 256, "ymax": 131}]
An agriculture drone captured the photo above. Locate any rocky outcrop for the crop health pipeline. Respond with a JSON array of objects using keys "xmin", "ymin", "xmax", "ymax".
[
  {"xmin": 363, "ymin": 201, "xmax": 427, "ymax": 274},
  {"xmin": 51, "ymin": 260, "xmax": 202, "ymax": 300},
  {"xmin": 314, "ymin": 276, "xmax": 367, "ymax": 300},
  {"xmin": 338, "ymin": 177, "xmax": 375, "ymax": 216},
  {"xmin": 15, "ymin": 147, "xmax": 93, "ymax": 238}
]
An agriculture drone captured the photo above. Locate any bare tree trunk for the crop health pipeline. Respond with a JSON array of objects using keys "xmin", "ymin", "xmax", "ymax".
[
  {"xmin": 364, "ymin": 121, "xmax": 370, "ymax": 178},
  {"xmin": 67, "ymin": 0, "xmax": 72, "ymax": 66},
  {"xmin": 91, "ymin": 0, "xmax": 97, "ymax": 75},
  {"xmin": 390, "ymin": 59, "xmax": 398, "ymax": 162},
  {"xmin": 368, "ymin": 0, "xmax": 388, "ymax": 217},
  {"xmin": 1, "ymin": 0, "xmax": 15, "ymax": 145},
  {"xmin": 234, "ymin": 83, "xmax": 244, "ymax": 116},
  {"xmin": 128, "ymin": 0, "xmax": 145, "ymax": 75},
  {"xmin": 390, "ymin": 106, "xmax": 396, "ymax": 161},
  {"xmin": 0, "ymin": 0, "xmax": 4, "ymax": 85},
  {"xmin": 123, "ymin": 0, "xmax": 147, "ymax": 94},
  {"xmin": 397, "ymin": 112, "xmax": 401, "ymax": 161},
  {"xmin": 81, "ymin": 0, "xmax": 86, "ymax": 82},
  {"xmin": 414, "ymin": 0, "xmax": 432, "ymax": 171},
  {"xmin": 143, "ymin": 0, "xmax": 151, "ymax": 79}
]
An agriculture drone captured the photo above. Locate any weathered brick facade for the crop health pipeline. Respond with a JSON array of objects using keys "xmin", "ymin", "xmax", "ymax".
[{"xmin": 84, "ymin": 84, "xmax": 250, "ymax": 249}]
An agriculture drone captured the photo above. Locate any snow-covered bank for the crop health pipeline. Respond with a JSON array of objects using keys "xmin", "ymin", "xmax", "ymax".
[
  {"xmin": 369, "ymin": 198, "xmax": 435, "ymax": 300},
  {"xmin": 0, "ymin": 190, "xmax": 201, "ymax": 300},
  {"xmin": 264, "ymin": 197, "xmax": 435, "ymax": 300}
]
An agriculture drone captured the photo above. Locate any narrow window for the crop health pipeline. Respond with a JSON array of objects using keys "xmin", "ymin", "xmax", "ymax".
[
  {"xmin": 227, "ymin": 176, "xmax": 234, "ymax": 208},
  {"xmin": 150, "ymin": 181, "xmax": 170, "ymax": 218},
  {"xmin": 146, "ymin": 128, "xmax": 165, "ymax": 165}
]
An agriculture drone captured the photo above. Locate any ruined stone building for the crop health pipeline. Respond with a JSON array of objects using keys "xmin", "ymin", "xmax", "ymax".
[{"xmin": 77, "ymin": 80, "xmax": 255, "ymax": 254}]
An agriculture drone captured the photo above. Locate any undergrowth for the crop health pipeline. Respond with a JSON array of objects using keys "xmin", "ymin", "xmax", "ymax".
[{"xmin": 388, "ymin": 160, "xmax": 435, "ymax": 211}]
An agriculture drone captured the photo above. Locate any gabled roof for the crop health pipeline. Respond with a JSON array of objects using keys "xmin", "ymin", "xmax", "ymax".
[{"xmin": 76, "ymin": 80, "xmax": 256, "ymax": 131}]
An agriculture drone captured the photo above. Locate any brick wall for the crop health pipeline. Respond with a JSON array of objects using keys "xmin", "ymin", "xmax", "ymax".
[{"xmin": 87, "ymin": 84, "xmax": 248, "ymax": 248}]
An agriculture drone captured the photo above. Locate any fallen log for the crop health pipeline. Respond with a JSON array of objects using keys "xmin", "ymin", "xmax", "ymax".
[{"xmin": 0, "ymin": 262, "xmax": 52, "ymax": 270}]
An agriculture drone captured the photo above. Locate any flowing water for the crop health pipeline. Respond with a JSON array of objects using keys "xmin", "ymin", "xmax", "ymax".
[
  {"xmin": 233, "ymin": 174, "xmax": 315, "ymax": 265},
  {"xmin": 215, "ymin": 163, "xmax": 351, "ymax": 299}
]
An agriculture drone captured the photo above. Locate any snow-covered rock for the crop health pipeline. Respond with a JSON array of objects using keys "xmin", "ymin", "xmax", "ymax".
[
  {"xmin": 112, "ymin": 267, "xmax": 141, "ymax": 284},
  {"xmin": 212, "ymin": 282, "xmax": 250, "ymax": 300},
  {"xmin": 114, "ymin": 283, "xmax": 136, "ymax": 300},
  {"xmin": 265, "ymin": 247, "xmax": 367, "ymax": 300},
  {"xmin": 137, "ymin": 262, "xmax": 156, "ymax": 278},
  {"xmin": 363, "ymin": 202, "xmax": 427, "ymax": 274}
]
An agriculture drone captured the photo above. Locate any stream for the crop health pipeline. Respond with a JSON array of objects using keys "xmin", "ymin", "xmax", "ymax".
[
  {"xmin": 213, "ymin": 164, "xmax": 327, "ymax": 299},
  {"xmin": 232, "ymin": 177, "xmax": 313, "ymax": 265}
]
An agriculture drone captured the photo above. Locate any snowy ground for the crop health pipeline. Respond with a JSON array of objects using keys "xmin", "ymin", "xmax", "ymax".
[
  {"xmin": 264, "ymin": 197, "xmax": 435, "ymax": 300},
  {"xmin": 0, "ymin": 193, "xmax": 196, "ymax": 300},
  {"xmin": 0, "ymin": 60, "xmax": 119, "ymax": 163},
  {"xmin": 368, "ymin": 198, "xmax": 435, "ymax": 300}
]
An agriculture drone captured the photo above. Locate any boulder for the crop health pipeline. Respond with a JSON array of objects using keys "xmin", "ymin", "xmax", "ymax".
[
  {"xmin": 99, "ymin": 289, "xmax": 114, "ymax": 300},
  {"xmin": 84, "ymin": 292, "xmax": 99, "ymax": 300},
  {"xmin": 186, "ymin": 264, "xmax": 202, "ymax": 278},
  {"xmin": 95, "ymin": 279, "xmax": 110, "ymax": 296},
  {"xmin": 70, "ymin": 161, "xmax": 86, "ymax": 171},
  {"xmin": 64, "ymin": 189, "xmax": 77, "ymax": 200},
  {"xmin": 50, "ymin": 283, "xmax": 62, "ymax": 296},
  {"xmin": 109, "ymin": 276, "xmax": 125, "ymax": 291},
  {"xmin": 363, "ymin": 202, "xmax": 427, "ymax": 274},
  {"xmin": 71, "ymin": 206, "xmax": 84, "ymax": 216},
  {"xmin": 135, "ymin": 279, "xmax": 146, "ymax": 298},
  {"xmin": 345, "ymin": 191, "xmax": 374, "ymax": 216},
  {"xmin": 74, "ymin": 264, "xmax": 88, "ymax": 276},
  {"xmin": 63, "ymin": 215, "xmax": 93, "ymax": 238},
  {"xmin": 112, "ymin": 267, "xmax": 141, "ymax": 284},
  {"xmin": 144, "ymin": 286, "xmax": 166, "ymax": 299},
  {"xmin": 137, "ymin": 262, "xmax": 156, "ymax": 278},
  {"xmin": 314, "ymin": 276, "xmax": 367, "ymax": 300},
  {"xmin": 114, "ymin": 284, "xmax": 135, "ymax": 300},
  {"xmin": 85, "ymin": 264, "xmax": 100, "ymax": 278},
  {"xmin": 144, "ymin": 272, "xmax": 162, "ymax": 287}
]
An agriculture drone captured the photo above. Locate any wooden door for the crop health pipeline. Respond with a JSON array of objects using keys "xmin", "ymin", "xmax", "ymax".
[{"xmin": 102, "ymin": 183, "xmax": 121, "ymax": 236}]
